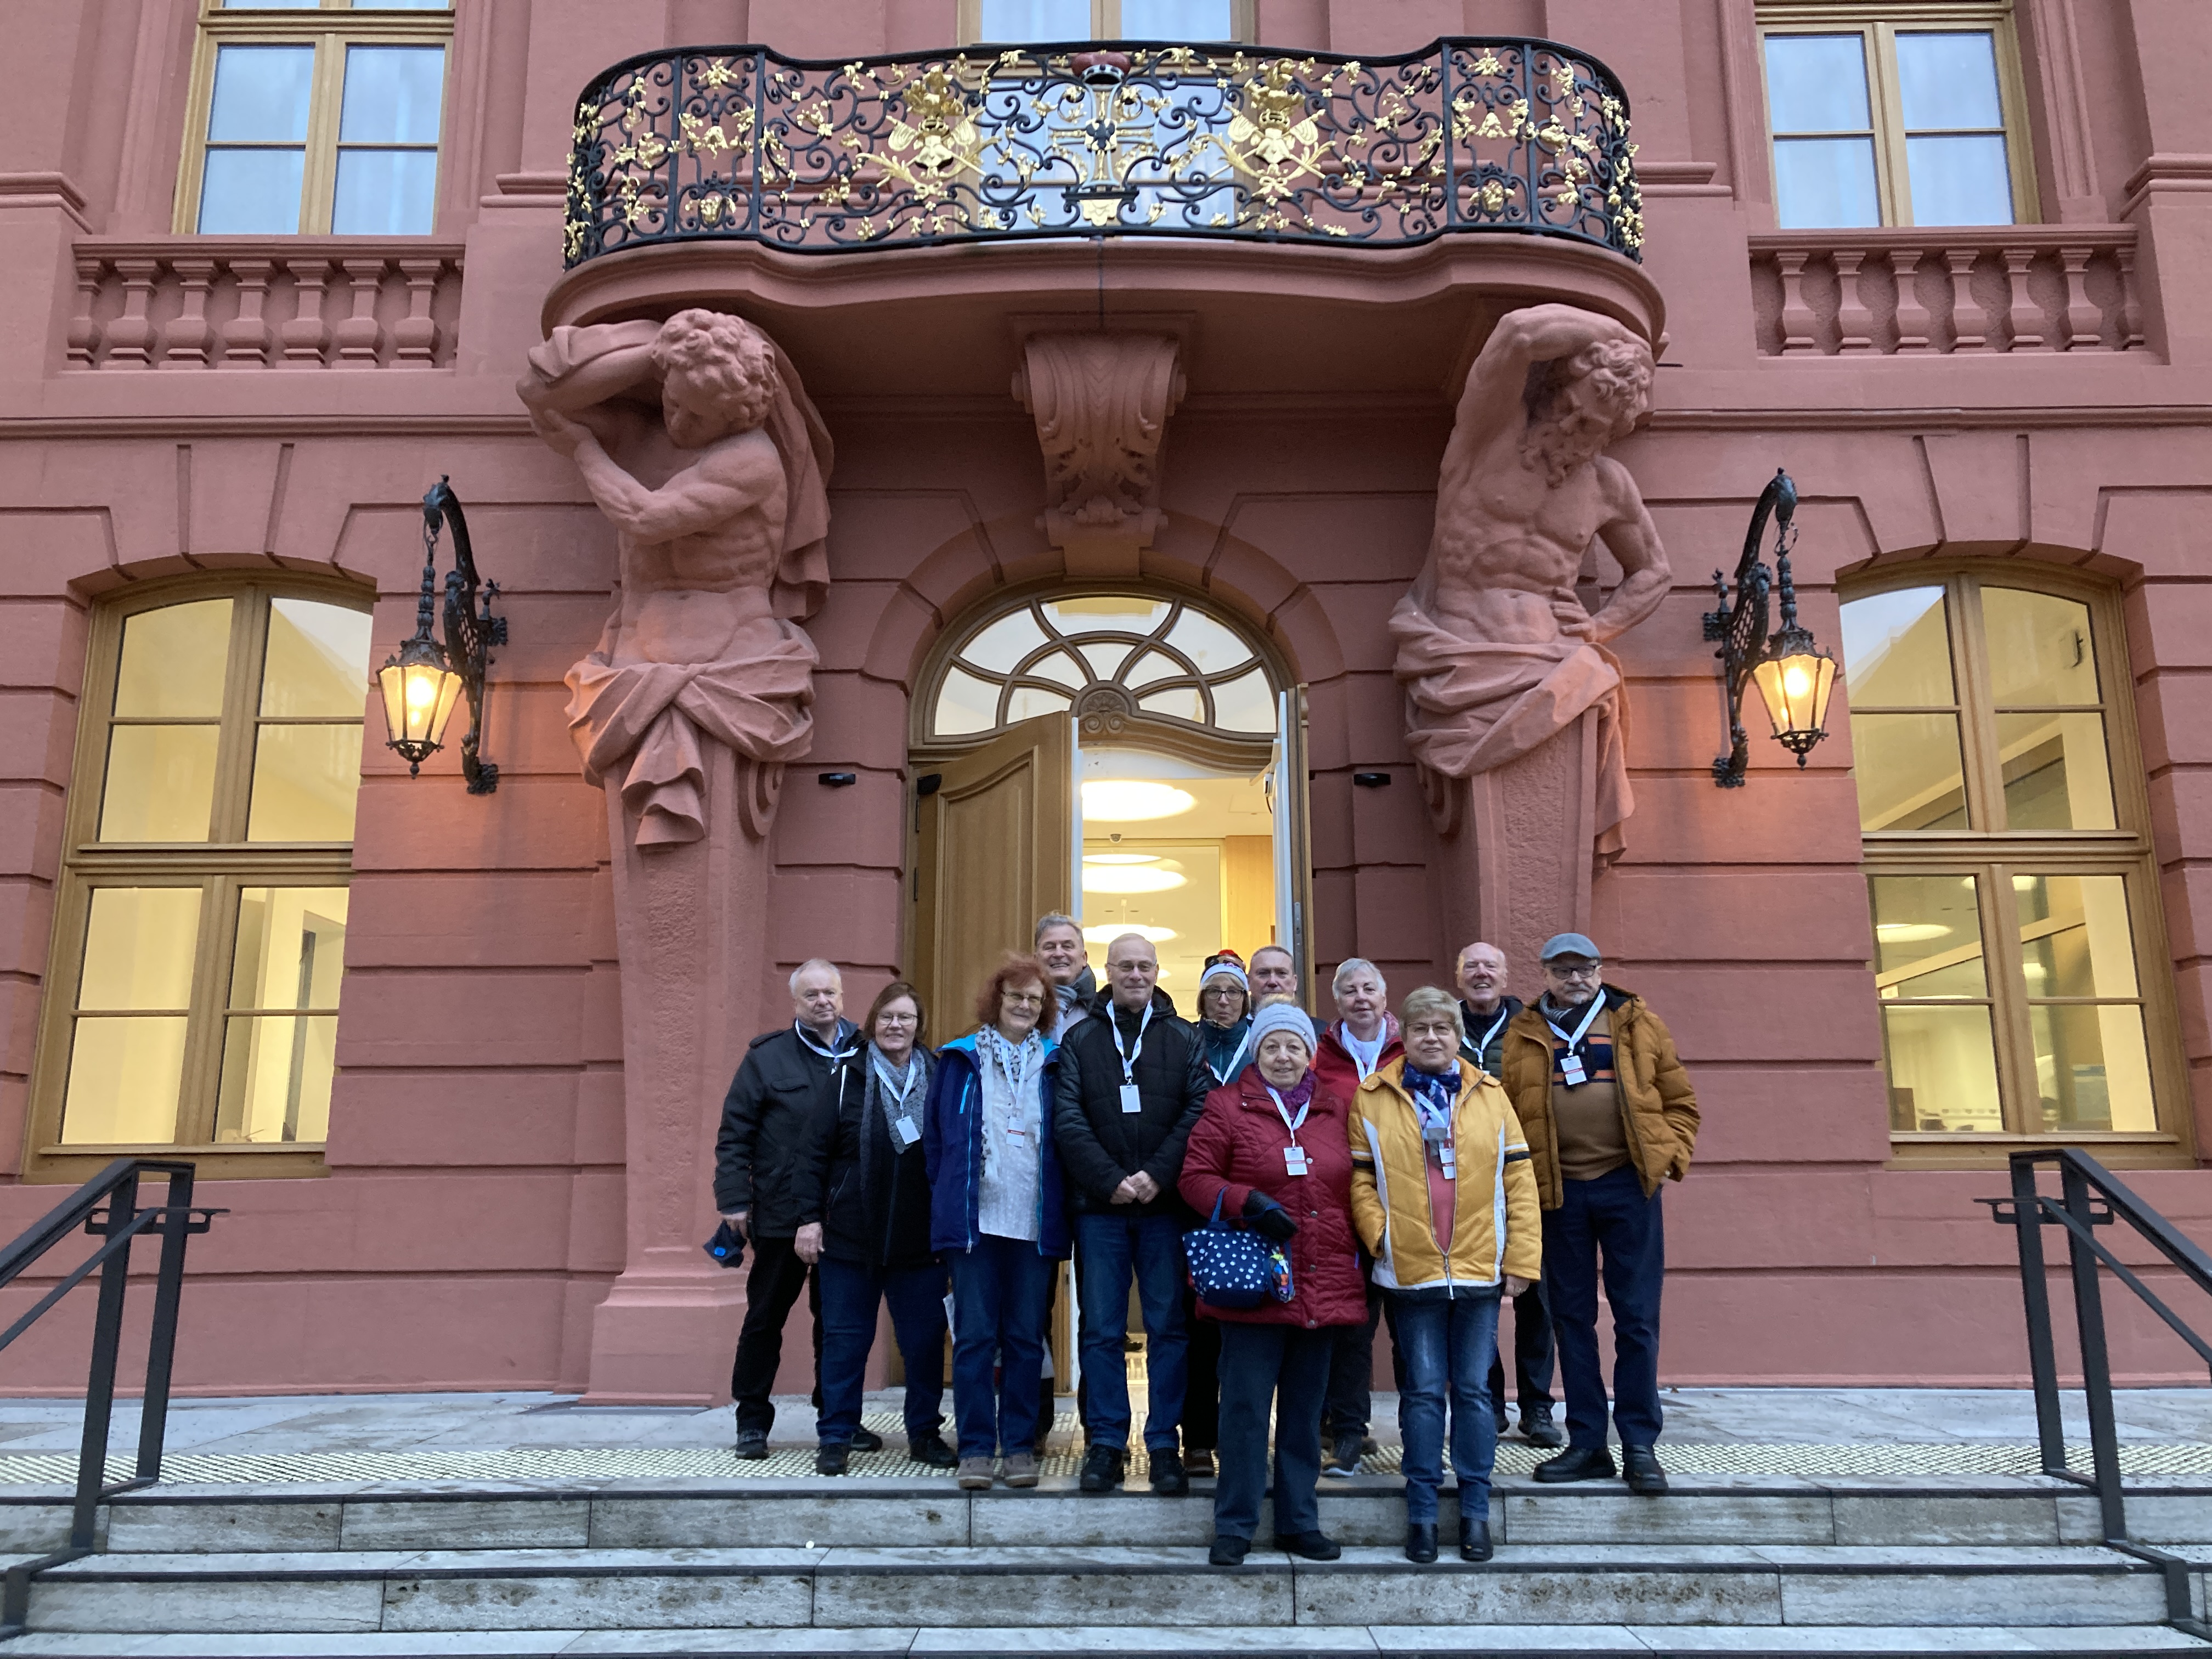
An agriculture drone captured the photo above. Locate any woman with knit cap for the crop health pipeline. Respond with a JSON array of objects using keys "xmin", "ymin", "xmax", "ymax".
[
  {"xmin": 1347, "ymin": 985, "xmax": 1541, "ymax": 1565},
  {"xmin": 1179, "ymin": 1001, "xmax": 1368, "ymax": 1567},
  {"xmin": 1195, "ymin": 954, "xmax": 1252, "ymax": 1086}
]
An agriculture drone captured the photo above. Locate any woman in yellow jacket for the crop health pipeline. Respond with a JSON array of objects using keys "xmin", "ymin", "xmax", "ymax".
[{"xmin": 1347, "ymin": 986, "xmax": 1541, "ymax": 1565}]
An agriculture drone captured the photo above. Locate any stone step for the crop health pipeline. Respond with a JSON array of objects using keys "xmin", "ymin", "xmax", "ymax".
[
  {"xmin": 2, "ymin": 1625, "xmax": 2211, "ymax": 1657},
  {"xmin": 18, "ymin": 1543, "xmax": 2182, "ymax": 1637},
  {"xmin": 3, "ymin": 1476, "xmax": 2205, "ymax": 1557}
]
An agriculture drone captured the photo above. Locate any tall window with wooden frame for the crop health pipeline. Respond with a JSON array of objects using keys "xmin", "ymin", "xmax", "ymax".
[
  {"xmin": 1757, "ymin": 4, "xmax": 2036, "ymax": 228},
  {"xmin": 1838, "ymin": 568, "xmax": 2186, "ymax": 1163},
  {"xmin": 27, "ymin": 583, "xmax": 375, "ymax": 1180},
  {"xmin": 179, "ymin": 0, "xmax": 452, "ymax": 237},
  {"xmin": 962, "ymin": 0, "xmax": 1251, "ymax": 42}
]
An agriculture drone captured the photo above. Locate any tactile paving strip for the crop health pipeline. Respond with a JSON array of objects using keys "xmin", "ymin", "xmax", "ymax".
[{"xmin": 0, "ymin": 1412, "xmax": 2206, "ymax": 1486}]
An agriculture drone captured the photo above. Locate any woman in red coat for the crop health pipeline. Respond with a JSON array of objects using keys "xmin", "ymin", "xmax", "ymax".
[{"xmin": 1178, "ymin": 1002, "xmax": 1369, "ymax": 1568}]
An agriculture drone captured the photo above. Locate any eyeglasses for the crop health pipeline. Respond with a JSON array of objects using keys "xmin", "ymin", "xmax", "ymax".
[
  {"xmin": 1001, "ymin": 991, "xmax": 1046, "ymax": 1007},
  {"xmin": 1547, "ymin": 961, "xmax": 1603, "ymax": 979},
  {"xmin": 876, "ymin": 1011, "xmax": 917, "ymax": 1024}
]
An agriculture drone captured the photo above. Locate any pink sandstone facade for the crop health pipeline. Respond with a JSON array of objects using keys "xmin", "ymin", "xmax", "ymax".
[{"xmin": 1, "ymin": 0, "xmax": 2210, "ymax": 1398}]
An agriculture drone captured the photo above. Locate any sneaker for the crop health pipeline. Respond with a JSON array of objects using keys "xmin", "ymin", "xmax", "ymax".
[
  {"xmin": 814, "ymin": 1443, "xmax": 849, "ymax": 1476},
  {"xmin": 1148, "ymin": 1448, "xmax": 1188, "ymax": 1496},
  {"xmin": 907, "ymin": 1432, "xmax": 958, "ymax": 1469},
  {"xmin": 957, "ymin": 1455, "xmax": 995, "ymax": 1490},
  {"xmin": 733, "ymin": 1429, "xmax": 770, "ymax": 1460},
  {"xmin": 1519, "ymin": 1405, "xmax": 1565, "ymax": 1449},
  {"xmin": 849, "ymin": 1425, "xmax": 884, "ymax": 1453},
  {"xmin": 1079, "ymin": 1444, "xmax": 1125, "ymax": 1493},
  {"xmin": 1183, "ymin": 1447, "xmax": 1216, "ymax": 1478},
  {"xmin": 1002, "ymin": 1451, "xmax": 1041, "ymax": 1488},
  {"xmin": 1322, "ymin": 1431, "xmax": 1363, "ymax": 1477}
]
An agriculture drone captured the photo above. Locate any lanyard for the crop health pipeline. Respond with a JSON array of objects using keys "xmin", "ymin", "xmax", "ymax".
[
  {"xmin": 797, "ymin": 1021, "xmax": 857, "ymax": 1064},
  {"xmin": 873, "ymin": 1052, "xmax": 921, "ymax": 1115},
  {"xmin": 1265, "ymin": 1085, "xmax": 1309, "ymax": 1143},
  {"xmin": 1542, "ymin": 995, "xmax": 1604, "ymax": 1058},
  {"xmin": 1111, "ymin": 1003, "xmax": 1154, "ymax": 1085},
  {"xmin": 1342, "ymin": 1026, "xmax": 1384, "ymax": 1080},
  {"xmin": 1469, "ymin": 1004, "xmax": 1510, "ymax": 1061}
]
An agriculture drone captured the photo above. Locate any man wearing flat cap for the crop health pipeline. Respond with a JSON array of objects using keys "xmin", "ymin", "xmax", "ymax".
[{"xmin": 1497, "ymin": 933, "xmax": 1698, "ymax": 1494}]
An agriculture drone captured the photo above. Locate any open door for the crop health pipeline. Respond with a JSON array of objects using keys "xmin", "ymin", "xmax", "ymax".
[{"xmin": 1273, "ymin": 685, "xmax": 1316, "ymax": 1005}]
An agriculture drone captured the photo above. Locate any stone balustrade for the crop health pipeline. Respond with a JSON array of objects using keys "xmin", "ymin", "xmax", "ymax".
[
  {"xmin": 1748, "ymin": 227, "xmax": 2142, "ymax": 357},
  {"xmin": 65, "ymin": 241, "xmax": 464, "ymax": 371}
]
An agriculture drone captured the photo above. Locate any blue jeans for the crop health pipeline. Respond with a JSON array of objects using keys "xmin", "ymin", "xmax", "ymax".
[
  {"xmin": 1214, "ymin": 1322, "xmax": 1334, "ymax": 1543},
  {"xmin": 1074, "ymin": 1212, "xmax": 1189, "ymax": 1452},
  {"xmin": 815, "ymin": 1256, "xmax": 949, "ymax": 1448},
  {"xmin": 1391, "ymin": 1289, "xmax": 1503, "ymax": 1524},
  {"xmin": 948, "ymin": 1235, "xmax": 1057, "ymax": 1459},
  {"xmin": 1544, "ymin": 1164, "xmax": 1666, "ymax": 1450}
]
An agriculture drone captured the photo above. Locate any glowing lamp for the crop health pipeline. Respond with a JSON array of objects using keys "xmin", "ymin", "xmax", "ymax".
[
  {"xmin": 1747, "ymin": 631, "xmax": 1838, "ymax": 766},
  {"xmin": 374, "ymin": 478, "xmax": 506, "ymax": 793},
  {"xmin": 1703, "ymin": 467, "xmax": 1842, "ymax": 787}
]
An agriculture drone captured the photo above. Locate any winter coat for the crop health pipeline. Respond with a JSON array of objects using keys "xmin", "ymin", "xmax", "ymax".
[
  {"xmin": 713, "ymin": 1020, "xmax": 859, "ymax": 1237},
  {"xmin": 1498, "ymin": 986, "xmax": 1700, "ymax": 1209},
  {"xmin": 923, "ymin": 1033, "xmax": 1071, "ymax": 1259},
  {"xmin": 1177, "ymin": 1068, "xmax": 1369, "ymax": 1329},
  {"xmin": 1052, "ymin": 989, "xmax": 1210, "ymax": 1220},
  {"xmin": 798, "ymin": 1043, "xmax": 938, "ymax": 1271},
  {"xmin": 1347, "ymin": 1056, "xmax": 1541, "ymax": 1299},
  {"xmin": 1458, "ymin": 996, "xmax": 1525, "ymax": 1075},
  {"xmin": 1314, "ymin": 1015, "xmax": 1403, "ymax": 1101}
]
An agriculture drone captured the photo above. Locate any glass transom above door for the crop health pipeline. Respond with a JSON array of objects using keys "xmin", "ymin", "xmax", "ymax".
[{"xmin": 928, "ymin": 593, "xmax": 1277, "ymax": 742}]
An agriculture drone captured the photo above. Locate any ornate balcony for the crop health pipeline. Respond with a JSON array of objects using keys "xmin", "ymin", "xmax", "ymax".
[{"xmin": 563, "ymin": 38, "xmax": 1644, "ymax": 266}]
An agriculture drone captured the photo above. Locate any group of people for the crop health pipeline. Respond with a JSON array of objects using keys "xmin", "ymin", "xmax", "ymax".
[{"xmin": 712, "ymin": 921, "xmax": 1699, "ymax": 1567}]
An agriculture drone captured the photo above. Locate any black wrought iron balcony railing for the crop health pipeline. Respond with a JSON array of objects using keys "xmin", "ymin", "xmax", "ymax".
[{"xmin": 562, "ymin": 37, "xmax": 1643, "ymax": 268}]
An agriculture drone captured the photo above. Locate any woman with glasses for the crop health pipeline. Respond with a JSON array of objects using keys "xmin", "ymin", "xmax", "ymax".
[
  {"xmin": 923, "ymin": 953, "xmax": 1069, "ymax": 1491},
  {"xmin": 795, "ymin": 981, "xmax": 955, "ymax": 1475}
]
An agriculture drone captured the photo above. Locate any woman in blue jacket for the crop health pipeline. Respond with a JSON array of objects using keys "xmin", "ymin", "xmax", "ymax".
[{"xmin": 923, "ymin": 951, "xmax": 1070, "ymax": 1491}]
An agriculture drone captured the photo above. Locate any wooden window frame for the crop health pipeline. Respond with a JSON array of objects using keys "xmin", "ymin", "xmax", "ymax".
[
  {"xmin": 175, "ymin": 0, "xmax": 455, "ymax": 236},
  {"xmin": 25, "ymin": 574, "xmax": 374, "ymax": 1183},
  {"xmin": 1756, "ymin": 1, "xmax": 2040, "ymax": 227},
  {"xmin": 1847, "ymin": 562, "xmax": 2190, "ymax": 1169},
  {"xmin": 958, "ymin": 1, "xmax": 1255, "ymax": 44}
]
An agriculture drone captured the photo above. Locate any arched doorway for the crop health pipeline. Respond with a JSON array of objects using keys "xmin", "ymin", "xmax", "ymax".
[{"xmin": 907, "ymin": 588, "xmax": 1311, "ymax": 1024}]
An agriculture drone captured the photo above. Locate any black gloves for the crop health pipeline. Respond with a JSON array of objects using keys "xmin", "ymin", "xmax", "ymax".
[{"xmin": 1243, "ymin": 1189, "xmax": 1300, "ymax": 1242}]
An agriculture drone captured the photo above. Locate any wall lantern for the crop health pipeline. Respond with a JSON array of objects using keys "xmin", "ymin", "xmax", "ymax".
[
  {"xmin": 377, "ymin": 477, "xmax": 506, "ymax": 794},
  {"xmin": 1704, "ymin": 467, "xmax": 1839, "ymax": 788}
]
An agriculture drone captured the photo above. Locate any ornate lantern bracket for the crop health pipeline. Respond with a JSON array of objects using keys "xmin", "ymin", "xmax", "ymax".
[
  {"xmin": 376, "ymin": 477, "xmax": 508, "ymax": 794},
  {"xmin": 1703, "ymin": 467, "xmax": 1839, "ymax": 788}
]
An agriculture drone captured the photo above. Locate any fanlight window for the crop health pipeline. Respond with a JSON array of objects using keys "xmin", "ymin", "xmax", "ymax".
[{"xmin": 928, "ymin": 594, "xmax": 1276, "ymax": 742}]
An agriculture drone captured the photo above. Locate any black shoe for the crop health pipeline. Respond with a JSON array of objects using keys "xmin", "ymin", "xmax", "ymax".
[
  {"xmin": 733, "ymin": 1428, "xmax": 770, "ymax": 1460},
  {"xmin": 849, "ymin": 1425, "xmax": 884, "ymax": 1453},
  {"xmin": 1533, "ymin": 1444, "xmax": 1617, "ymax": 1483},
  {"xmin": 1493, "ymin": 1410, "xmax": 1509, "ymax": 1437},
  {"xmin": 1079, "ymin": 1443, "xmax": 1126, "ymax": 1493},
  {"xmin": 1324, "ymin": 1431, "xmax": 1363, "ymax": 1478},
  {"xmin": 1149, "ymin": 1448, "xmax": 1189, "ymax": 1496},
  {"xmin": 1280, "ymin": 1528, "xmax": 1340, "ymax": 1561},
  {"xmin": 815, "ymin": 1442, "xmax": 849, "ymax": 1476},
  {"xmin": 1459, "ymin": 1516, "xmax": 1493, "ymax": 1561},
  {"xmin": 906, "ymin": 1432, "xmax": 957, "ymax": 1469},
  {"xmin": 1520, "ymin": 1405, "xmax": 1565, "ymax": 1449},
  {"xmin": 1404, "ymin": 1522, "xmax": 1438, "ymax": 1564},
  {"xmin": 1209, "ymin": 1533, "xmax": 1250, "ymax": 1567},
  {"xmin": 1622, "ymin": 1443, "xmax": 1669, "ymax": 1494},
  {"xmin": 1184, "ymin": 1446, "xmax": 1216, "ymax": 1478}
]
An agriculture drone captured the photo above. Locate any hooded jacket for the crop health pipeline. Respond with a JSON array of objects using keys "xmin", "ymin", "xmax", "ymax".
[
  {"xmin": 1498, "ymin": 985, "xmax": 1700, "ymax": 1209},
  {"xmin": 1052, "ymin": 987, "xmax": 1209, "ymax": 1219},
  {"xmin": 1347, "ymin": 1055, "xmax": 1542, "ymax": 1298},
  {"xmin": 923, "ymin": 1032, "xmax": 1070, "ymax": 1259}
]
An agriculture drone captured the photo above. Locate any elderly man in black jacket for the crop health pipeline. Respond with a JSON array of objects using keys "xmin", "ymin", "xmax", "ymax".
[
  {"xmin": 715, "ymin": 957, "xmax": 861, "ymax": 1459},
  {"xmin": 1053, "ymin": 932, "xmax": 1209, "ymax": 1495}
]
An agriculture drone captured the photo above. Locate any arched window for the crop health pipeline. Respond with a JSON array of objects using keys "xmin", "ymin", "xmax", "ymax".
[
  {"xmin": 922, "ymin": 591, "xmax": 1277, "ymax": 746},
  {"xmin": 1838, "ymin": 567, "xmax": 2185, "ymax": 1156},
  {"xmin": 28, "ymin": 581, "xmax": 374, "ymax": 1178}
]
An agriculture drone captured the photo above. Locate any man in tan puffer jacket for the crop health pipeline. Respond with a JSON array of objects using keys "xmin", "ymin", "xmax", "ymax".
[{"xmin": 1497, "ymin": 932, "xmax": 1698, "ymax": 1496}]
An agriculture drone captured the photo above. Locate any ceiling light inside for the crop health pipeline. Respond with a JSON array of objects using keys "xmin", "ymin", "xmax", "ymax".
[
  {"xmin": 1082, "ymin": 865, "xmax": 1187, "ymax": 894},
  {"xmin": 1875, "ymin": 923, "xmax": 1951, "ymax": 944},
  {"xmin": 1082, "ymin": 780, "xmax": 1195, "ymax": 821},
  {"xmin": 1083, "ymin": 853, "xmax": 1159, "ymax": 865},
  {"xmin": 1083, "ymin": 924, "xmax": 1178, "ymax": 944}
]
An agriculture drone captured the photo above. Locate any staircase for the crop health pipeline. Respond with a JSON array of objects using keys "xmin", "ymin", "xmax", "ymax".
[{"xmin": 3, "ymin": 1470, "xmax": 2210, "ymax": 1655}]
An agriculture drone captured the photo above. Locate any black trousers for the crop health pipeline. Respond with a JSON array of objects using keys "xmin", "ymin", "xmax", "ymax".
[
  {"xmin": 1182, "ymin": 1282, "xmax": 1221, "ymax": 1452},
  {"xmin": 1487, "ymin": 1280, "xmax": 1558, "ymax": 1414},
  {"xmin": 729, "ymin": 1233, "xmax": 824, "ymax": 1436},
  {"xmin": 1215, "ymin": 1322, "xmax": 1335, "ymax": 1543},
  {"xmin": 1322, "ymin": 1282, "xmax": 1403, "ymax": 1441}
]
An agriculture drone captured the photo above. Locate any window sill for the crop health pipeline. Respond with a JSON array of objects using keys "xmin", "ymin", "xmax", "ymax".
[
  {"xmin": 1887, "ymin": 1133, "xmax": 2192, "ymax": 1173},
  {"xmin": 24, "ymin": 1144, "xmax": 329, "ymax": 1184}
]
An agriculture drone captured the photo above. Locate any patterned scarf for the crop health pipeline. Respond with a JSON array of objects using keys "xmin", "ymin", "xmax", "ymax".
[
  {"xmin": 1403, "ymin": 1063, "xmax": 1458, "ymax": 1134},
  {"xmin": 978, "ymin": 1025, "xmax": 1043, "ymax": 1102}
]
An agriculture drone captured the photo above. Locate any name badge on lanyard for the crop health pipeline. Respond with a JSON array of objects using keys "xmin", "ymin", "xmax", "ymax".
[
  {"xmin": 1115, "ymin": 1005, "xmax": 1154, "ymax": 1114},
  {"xmin": 1547, "ymin": 996, "xmax": 1604, "ymax": 1090},
  {"xmin": 1268, "ymin": 1086, "xmax": 1310, "ymax": 1177},
  {"xmin": 891, "ymin": 1115, "xmax": 921, "ymax": 1149}
]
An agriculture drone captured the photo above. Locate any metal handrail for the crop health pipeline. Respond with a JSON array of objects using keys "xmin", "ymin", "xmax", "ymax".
[
  {"xmin": 0, "ymin": 1159, "xmax": 223, "ymax": 1638},
  {"xmin": 1982, "ymin": 1147, "xmax": 2212, "ymax": 1635}
]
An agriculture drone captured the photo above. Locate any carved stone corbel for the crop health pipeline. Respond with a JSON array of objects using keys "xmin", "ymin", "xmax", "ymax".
[{"xmin": 1012, "ymin": 332, "xmax": 1185, "ymax": 576}]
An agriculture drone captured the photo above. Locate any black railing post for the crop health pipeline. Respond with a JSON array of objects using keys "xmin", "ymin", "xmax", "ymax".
[
  {"xmin": 2061, "ymin": 1157, "xmax": 2128, "ymax": 1543},
  {"xmin": 70, "ymin": 1169, "xmax": 138, "ymax": 1551},
  {"xmin": 133, "ymin": 1166, "xmax": 195, "ymax": 1482},
  {"xmin": 2009, "ymin": 1154, "xmax": 2069, "ymax": 1473}
]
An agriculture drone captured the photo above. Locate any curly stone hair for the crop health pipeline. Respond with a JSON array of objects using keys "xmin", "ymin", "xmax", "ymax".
[{"xmin": 650, "ymin": 308, "xmax": 777, "ymax": 433}]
